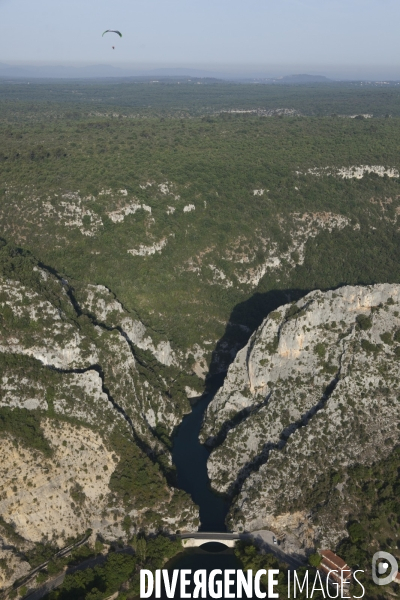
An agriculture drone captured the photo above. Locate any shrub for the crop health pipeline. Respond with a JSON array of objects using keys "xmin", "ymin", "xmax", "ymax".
[
  {"xmin": 361, "ymin": 339, "xmax": 381, "ymax": 354},
  {"xmin": 356, "ymin": 314, "xmax": 372, "ymax": 330},
  {"xmin": 380, "ymin": 332, "xmax": 393, "ymax": 345},
  {"xmin": 314, "ymin": 343, "xmax": 326, "ymax": 358},
  {"xmin": 308, "ymin": 553, "xmax": 322, "ymax": 567},
  {"xmin": 0, "ymin": 408, "xmax": 52, "ymax": 457},
  {"xmin": 269, "ymin": 311, "xmax": 281, "ymax": 321}
]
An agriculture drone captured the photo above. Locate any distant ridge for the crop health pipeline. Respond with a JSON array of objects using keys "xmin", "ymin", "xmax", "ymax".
[
  {"xmin": 280, "ymin": 74, "xmax": 332, "ymax": 82},
  {"xmin": 0, "ymin": 62, "xmax": 133, "ymax": 79},
  {"xmin": 0, "ymin": 62, "xmax": 333, "ymax": 82},
  {"xmin": 0, "ymin": 63, "xmax": 231, "ymax": 79}
]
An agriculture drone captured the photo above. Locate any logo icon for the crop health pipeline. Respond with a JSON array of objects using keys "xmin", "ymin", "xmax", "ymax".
[{"xmin": 372, "ymin": 551, "xmax": 398, "ymax": 586}]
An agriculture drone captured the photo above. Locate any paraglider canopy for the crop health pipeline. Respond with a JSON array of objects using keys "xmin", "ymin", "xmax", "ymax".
[{"xmin": 102, "ymin": 30, "xmax": 122, "ymax": 37}]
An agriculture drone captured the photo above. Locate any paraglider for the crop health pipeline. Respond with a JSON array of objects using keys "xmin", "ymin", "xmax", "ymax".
[
  {"xmin": 102, "ymin": 30, "xmax": 122, "ymax": 38},
  {"xmin": 102, "ymin": 30, "xmax": 122, "ymax": 50}
]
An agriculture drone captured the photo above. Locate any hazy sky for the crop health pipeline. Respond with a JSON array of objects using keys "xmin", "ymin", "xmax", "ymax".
[{"xmin": 1, "ymin": 0, "xmax": 399, "ymax": 73}]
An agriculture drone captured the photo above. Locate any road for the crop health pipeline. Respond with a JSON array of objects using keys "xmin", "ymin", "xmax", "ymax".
[
  {"xmin": 0, "ymin": 533, "xmax": 91, "ymax": 600},
  {"xmin": 23, "ymin": 572, "xmax": 66, "ymax": 600},
  {"xmin": 178, "ymin": 532, "xmax": 240, "ymax": 540},
  {"xmin": 21, "ymin": 547, "xmax": 134, "ymax": 600},
  {"xmin": 245, "ymin": 530, "xmax": 306, "ymax": 571}
]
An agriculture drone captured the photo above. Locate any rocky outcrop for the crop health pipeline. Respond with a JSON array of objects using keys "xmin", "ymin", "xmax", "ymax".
[
  {"xmin": 78, "ymin": 284, "xmax": 178, "ymax": 367},
  {"xmin": 298, "ymin": 165, "xmax": 399, "ymax": 179},
  {"xmin": 0, "ymin": 422, "xmax": 117, "ymax": 544},
  {"xmin": 42, "ymin": 192, "xmax": 103, "ymax": 236},
  {"xmin": 202, "ymin": 284, "xmax": 400, "ymax": 548},
  {"xmin": 233, "ymin": 212, "xmax": 353, "ymax": 287},
  {"xmin": 0, "ymin": 249, "xmax": 198, "ymax": 589}
]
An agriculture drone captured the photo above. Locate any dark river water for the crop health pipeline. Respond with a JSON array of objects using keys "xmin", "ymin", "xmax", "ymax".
[
  {"xmin": 157, "ymin": 376, "xmax": 261, "ymax": 599},
  {"xmin": 155, "ymin": 543, "xmax": 246, "ymax": 599},
  {"xmin": 171, "ymin": 375, "xmax": 229, "ymax": 532}
]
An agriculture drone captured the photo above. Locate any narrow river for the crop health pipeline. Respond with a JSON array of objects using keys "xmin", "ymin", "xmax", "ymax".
[
  {"xmin": 171, "ymin": 374, "xmax": 229, "ymax": 532},
  {"xmin": 160, "ymin": 375, "xmax": 259, "ymax": 599}
]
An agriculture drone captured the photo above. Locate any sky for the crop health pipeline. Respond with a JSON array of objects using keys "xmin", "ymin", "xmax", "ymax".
[{"xmin": 1, "ymin": 0, "xmax": 400, "ymax": 77}]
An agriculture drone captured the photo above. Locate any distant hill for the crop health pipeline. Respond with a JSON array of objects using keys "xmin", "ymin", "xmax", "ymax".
[
  {"xmin": 0, "ymin": 62, "xmax": 135, "ymax": 79},
  {"xmin": 280, "ymin": 73, "xmax": 332, "ymax": 83},
  {"xmin": 0, "ymin": 63, "xmax": 334, "ymax": 82},
  {"xmin": 0, "ymin": 62, "xmax": 238, "ymax": 80}
]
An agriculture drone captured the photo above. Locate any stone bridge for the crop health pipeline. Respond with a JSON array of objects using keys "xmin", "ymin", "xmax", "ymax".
[
  {"xmin": 177, "ymin": 531, "xmax": 305, "ymax": 571},
  {"xmin": 178, "ymin": 532, "xmax": 241, "ymax": 548}
]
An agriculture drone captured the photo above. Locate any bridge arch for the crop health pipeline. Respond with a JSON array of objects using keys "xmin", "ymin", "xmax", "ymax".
[
  {"xmin": 178, "ymin": 532, "xmax": 240, "ymax": 549},
  {"xmin": 182, "ymin": 538, "xmax": 236, "ymax": 548}
]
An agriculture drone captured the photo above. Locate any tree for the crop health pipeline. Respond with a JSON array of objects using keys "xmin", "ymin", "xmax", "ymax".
[
  {"xmin": 308, "ymin": 553, "xmax": 322, "ymax": 567},
  {"xmin": 136, "ymin": 538, "xmax": 147, "ymax": 563}
]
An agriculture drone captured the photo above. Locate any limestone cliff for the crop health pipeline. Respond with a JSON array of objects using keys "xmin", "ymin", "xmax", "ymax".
[
  {"xmin": 0, "ymin": 243, "xmax": 198, "ymax": 589},
  {"xmin": 202, "ymin": 284, "xmax": 400, "ymax": 550}
]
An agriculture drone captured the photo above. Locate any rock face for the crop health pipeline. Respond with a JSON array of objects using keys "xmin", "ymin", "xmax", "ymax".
[
  {"xmin": 77, "ymin": 283, "xmax": 177, "ymax": 367},
  {"xmin": 0, "ymin": 421, "xmax": 116, "ymax": 544},
  {"xmin": 0, "ymin": 243, "xmax": 198, "ymax": 589},
  {"xmin": 202, "ymin": 284, "xmax": 400, "ymax": 549}
]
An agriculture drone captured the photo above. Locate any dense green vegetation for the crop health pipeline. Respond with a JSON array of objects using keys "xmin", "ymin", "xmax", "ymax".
[
  {"xmin": 108, "ymin": 432, "xmax": 168, "ymax": 510},
  {"xmin": 1, "ymin": 83, "xmax": 400, "ymax": 363},
  {"xmin": 0, "ymin": 407, "xmax": 52, "ymax": 457},
  {"xmin": 1, "ymin": 80, "xmax": 400, "ymax": 119},
  {"xmin": 1, "ymin": 81, "xmax": 400, "ymax": 596},
  {"xmin": 234, "ymin": 541, "xmax": 327, "ymax": 600},
  {"xmin": 337, "ymin": 446, "xmax": 400, "ymax": 599},
  {"xmin": 274, "ymin": 445, "xmax": 400, "ymax": 599},
  {"xmin": 43, "ymin": 535, "xmax": 182, "ymax": 600},
  {"xmin": 234, "ymin": 541, "xmax": 288, "ymax": 597}
]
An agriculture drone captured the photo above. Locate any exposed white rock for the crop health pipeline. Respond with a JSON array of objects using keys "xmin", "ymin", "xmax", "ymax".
[
  {"xmin": 83, "ymin": 284, "xmax": 125, "ymax": 320},
  {"xmin": 183, "ymin": 204, "xmax": 195, "ymax": 213},
  {"xmin": 0, "ymin": 375, "xmax": 46, "ymax": 411},
  {"xmin": 0, "ymin": 278, "xmax": 98, "ymax": 369},
  {"xmin": 0, "ymin": 421, "xmax": 118, "ymax": 545},
  {"xmin": 297, "ymin": 165, "xmax": 399, "ymax": 179},
  {"xmin": 185, "ymin": 386, "xmax": 201, "ymax": 399},
  {"xmin": 42, "ymin": 193, "xmax": 103, "ymax": 236},
  {"xmin": 107, "ymin": 202, "xmax": 143, "ymax": 222},
  {"xmin": 52, "ymin": 370, "xmax": 125, "ymax": 430},
  {"xmin": 159, "ymin": 183, "xmax": 170, "ymax": 195},
  {"xmin": 127, "ymin": 238, "xmax": 168, "ymax": 256},
  {"xmin": 337, "ymin": 165, "xmax": 399, "ymax": 178},
  {"xmin": 121, "ymin": 318, "xmax": 176, "ymax": 367},
  {"xmin": 235, "ymin": 212, "xmax": 351, "ymax": 287},
  {"xmin": 0, "ymin": 548, "xmax": 31, "ymax": 590},
  {"xmin": 253, "ymin": 189, "xmax": 264, "ymax": 196},
  {"xmin": 187, "ymin": 344, "xmax": 209, "ymax": 379},
  {"xmin": 208, "ymin": 265, "xmax": 233, "ymax": 288},
  {"xmin": 221, "ymin": 108, "xmax": 300, "ymax": 117},
  {"xmin": 77, "ymin": 284, "xmax": 177, "ymax": 368},
  {"xmin": 349, "ymin": 113, "xmax": 373, "ymax": 119},
  {"xmin": 0, "ymin": 264, "xmax": 199, "ymax": 588},
  {"xmin": 0, "ymin": 331, "xmax": 97, "ymax": 371},
  {"xmin": 203, "ymin": 284, "xmax": 400, "ymax": 546}
]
